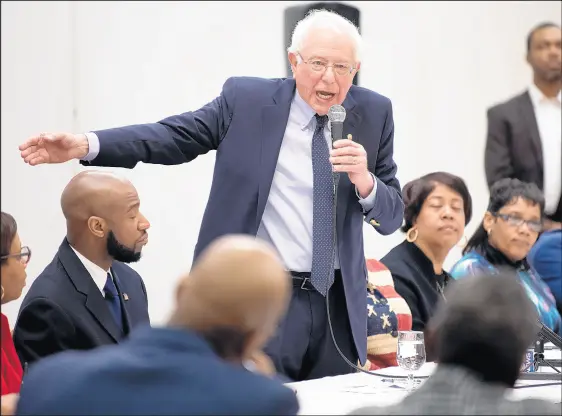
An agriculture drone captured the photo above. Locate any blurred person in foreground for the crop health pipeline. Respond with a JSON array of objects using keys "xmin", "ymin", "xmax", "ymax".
[
  {"xmin": 349, "ymin": 271, "xmax": 561, "ymax": 415},
  {"xmin": 485, "ymin": 22, "xmax": 561, "ymax": 230},
  {"xmin": 528, "ymin": 229, "xmax": 562, "ymax": 316},
  {"xmin": 13, "ymin": 171, "xmax": 151, "ymax": 368},
  {"xmin": 17, "ymin": 9, "xmax": 405, "ymax": 380},
  {"xmin": 1, "ymin": 213, "xmax": 31, "ymax": 416},
  {"xmin": 450, "ymin": 178, "xmax": 561, "ymax": 335},
  {"xmin": 380, "ymin": 172, "xmax": 472, "ymax": 343},
  {"xmin": 15, "ymin": 235, "xmax": 299, "ymax": 416}
]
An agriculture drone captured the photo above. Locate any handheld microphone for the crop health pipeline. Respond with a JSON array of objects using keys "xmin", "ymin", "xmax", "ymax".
[
  {"xmin": 327, "ymin": 104, "xmax": 346, "ymax": 196},
  {"xmin": 327, "ymin": 104, "xmax": 346, "ymax": 145}
]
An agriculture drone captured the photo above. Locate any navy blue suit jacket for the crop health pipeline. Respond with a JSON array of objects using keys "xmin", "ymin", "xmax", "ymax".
[
  {"xmin": 82, "ymin": 77, "xmax": 404, "ymax": 361},
  {"xmin": 13, "ymin": 238, "xmax": 150, "ymax": 367},
  {"xmin": 15, "ymin": 325, "xmax": 300, "ymax": 416}
]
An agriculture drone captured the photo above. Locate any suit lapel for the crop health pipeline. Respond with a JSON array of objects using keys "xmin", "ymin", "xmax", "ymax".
[
  {"xmin": 58, "ymin": 239, "xmax": 121, "ymax": 342},
  {"xmin": 518, "ymin": 92, "xmax": 543, "ymax": 170},
  {"xmin": 336, "ymin": 92, "xmax": 361, "ymax": 236},
  {"xmin": 256, "ymin": 79, "xmax": 296, "ymax": 229}
]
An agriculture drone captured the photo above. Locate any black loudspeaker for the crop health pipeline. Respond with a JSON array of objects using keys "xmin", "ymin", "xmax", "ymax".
[{"xmin": 283, "ymin": 2, "xmax": 361, "ymax": 86}]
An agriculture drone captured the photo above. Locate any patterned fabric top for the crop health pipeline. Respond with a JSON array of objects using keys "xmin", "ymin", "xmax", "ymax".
[
  {"xmin": 450, "ymin": 251, "xmax": 562, "ymax": 336},
  {"xmin": 364, "ymin": 259, "xmax": 412, "ymax": 370}
]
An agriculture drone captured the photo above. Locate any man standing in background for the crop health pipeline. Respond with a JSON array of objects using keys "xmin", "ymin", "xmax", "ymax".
[
  {"xmin": 485, "ymin": 22, "xmax": 561, "ymax": 230},
  {"xmin": 18, "ymin": 10, "xmax": 404, "ymax": 381}
]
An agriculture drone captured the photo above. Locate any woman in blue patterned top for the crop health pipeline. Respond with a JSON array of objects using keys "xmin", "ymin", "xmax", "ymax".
[{"xmin": 450, "ymin": 178, "xmax": 561, "ymax": 335}]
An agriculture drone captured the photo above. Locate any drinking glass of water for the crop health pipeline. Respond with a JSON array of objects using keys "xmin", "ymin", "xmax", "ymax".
[{"xmin": 397, "ymin": 330, "xmax": 426, "ymax": 391}]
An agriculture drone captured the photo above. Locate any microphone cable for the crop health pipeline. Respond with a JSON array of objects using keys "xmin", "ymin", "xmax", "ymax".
[{"xmin": 326, "ymin": 170, "xmax": 428, "ymax": 380}]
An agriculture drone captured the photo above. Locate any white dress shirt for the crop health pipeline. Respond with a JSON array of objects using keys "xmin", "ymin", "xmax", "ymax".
[
  {"xmin": 70, "ymin": 245, "xmax": 112, "ymax": 294},
  {"xmin": 81, "ymin": 92, "xmax": 377, "ymax": 272},
  {"xmin": 528, "ymin": 84, "xmax": 562, "ymax": 215}
]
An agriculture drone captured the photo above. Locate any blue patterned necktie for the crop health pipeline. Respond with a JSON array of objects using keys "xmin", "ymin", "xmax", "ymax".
[
  {"xmin": 311, "ymin": 114, "xmax": 336, "ymax": 296},
  {"xmin": 104, "ymin": 273, "xmax": 123, "ymax": 332}
]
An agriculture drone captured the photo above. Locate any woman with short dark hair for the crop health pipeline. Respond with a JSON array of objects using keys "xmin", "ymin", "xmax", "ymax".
[
  {"xmin": 450, "ymin": 178, "xmax": 561, "ymax": 335},
  {"xmin": 1, "ymin": 211, "xmax": 31, "ymax": 415},
  {"xmin": 381, "ymin": 172, "xmax": 472, "ymax": 333}
]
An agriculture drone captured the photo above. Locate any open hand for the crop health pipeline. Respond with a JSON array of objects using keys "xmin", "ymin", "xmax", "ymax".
[{"xmin": 19, "ymin": 133, "xmax": 89, "ymax": 166}]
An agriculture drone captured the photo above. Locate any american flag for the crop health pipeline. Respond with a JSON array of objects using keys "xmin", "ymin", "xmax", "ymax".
[{"xmin": 363, "ymin": 259, "xmax": 413, "ymax": 370}]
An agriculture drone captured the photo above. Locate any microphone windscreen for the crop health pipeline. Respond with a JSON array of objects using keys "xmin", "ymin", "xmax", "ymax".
[{"xmin": 328, "ymin": 105, "xmax": 346, "ymax": 123}]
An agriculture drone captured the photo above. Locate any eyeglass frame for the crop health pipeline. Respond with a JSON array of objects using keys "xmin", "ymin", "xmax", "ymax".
[
  {"xmin": 492, "ymin": 212, "xmax": 543, "ymax": 233},
  {"xmin": 296, "ymin": 52, "xmax": 356, "ymax": 76},
  {"xmin": 0, "ymin": 246, "xmax": 32, "ymax": 265}
]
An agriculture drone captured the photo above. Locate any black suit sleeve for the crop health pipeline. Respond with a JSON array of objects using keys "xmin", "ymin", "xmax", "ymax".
[
  {"xmin": 391, "ymin": 273, "xmax": 424, "ymax": 331},
  {"xmin": 13, "ymin": 298, "xmax": 76, "ymax": 367},
  {"xmin": 484, "ymin": 106, "xmax": 514, "ymax": 188}
]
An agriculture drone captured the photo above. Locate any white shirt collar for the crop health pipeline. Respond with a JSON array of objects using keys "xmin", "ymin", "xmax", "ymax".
[
  {"xmin": 292, "ymin": 91, "xmax": 332, "ymax": 132},
  {"xmin": 70, "ymin": 245, "xmax": 110, "ymax": 294},
  {"xmin": 528, "ymin": 83, "xmax": 562, "ymax": 108}
]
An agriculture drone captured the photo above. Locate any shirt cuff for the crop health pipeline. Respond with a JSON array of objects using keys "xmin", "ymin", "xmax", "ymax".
[
  {"xmin": 356, "ymin": 173, "xmax": 377, "ymax": 212},
  {"xmin": 81, "ymin": 132, "xmax": 100, "ymax": 161}
]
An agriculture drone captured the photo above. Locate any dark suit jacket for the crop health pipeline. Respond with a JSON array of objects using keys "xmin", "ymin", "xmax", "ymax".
[
  {"xmin": 484, "ymin": 90, "xmax": 562, "ymax": 221},
  {"xmin": 80, "ymin": 76, "xmax": 405, "ymax": 362},
  {"xmin": 13, "ymin": 238, "xmax": 150, "ymax": 368},
  {"xmin": 15, "ymin": 325, "xmax": 300, "ymax": 416}
]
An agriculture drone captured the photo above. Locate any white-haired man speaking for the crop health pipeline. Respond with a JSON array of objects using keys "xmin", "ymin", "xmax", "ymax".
[{"xmin": 19, "ymin": 9, "xmax": 404, "ymax": 381}]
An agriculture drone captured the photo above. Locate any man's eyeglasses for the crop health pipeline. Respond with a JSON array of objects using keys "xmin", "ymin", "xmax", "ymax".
[
  {"xmin": 297, "ymin": 53, "xmax": 355, "ymax": 76},
  {"xmin": 493, "ymin": 212, "xmax": 543, "ymax": 233},
  {"xmin": 1, "ymin": 246, "xmax": 32, "ymax": 265}
]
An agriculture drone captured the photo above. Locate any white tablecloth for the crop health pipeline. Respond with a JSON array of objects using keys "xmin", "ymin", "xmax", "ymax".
[{"xmin": 287, "ymin": 347, "xmax": 562, "ymax": 415}]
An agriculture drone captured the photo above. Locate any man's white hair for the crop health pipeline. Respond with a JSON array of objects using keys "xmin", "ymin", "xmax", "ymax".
[{"xmin": 287, "ymin": 9, "xmax": 363, "ymax": 63}]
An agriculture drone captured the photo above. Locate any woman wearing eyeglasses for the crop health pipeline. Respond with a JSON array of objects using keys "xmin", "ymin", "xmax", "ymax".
[
  {"xmin": 1, "ymin": 212, "xmax": 31, "ymax": 415},
  {"xmin": 450, "ymin": 178, "xmax": 562, "ymax": 336}
]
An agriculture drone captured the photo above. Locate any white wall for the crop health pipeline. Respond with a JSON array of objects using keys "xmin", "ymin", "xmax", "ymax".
[
  {"xmin": 2, "ymin": 1, "xmax": 560, "ymax": 325},
  {"xmin": 1, "ymin": 1, "xmax": 75, "ymax": 322}
]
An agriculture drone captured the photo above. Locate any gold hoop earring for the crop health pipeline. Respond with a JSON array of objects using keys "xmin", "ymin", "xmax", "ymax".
[
  {"xmin": 457, "ymin": 235, "xmax": 468, "ymax": 248},
  {"xmin": 406, "ymin": 228, "xmax": 418, "ymax": 243},
  {"xmin": 1, "ymin": 285, "xmax": 4, "ymax": 301}
]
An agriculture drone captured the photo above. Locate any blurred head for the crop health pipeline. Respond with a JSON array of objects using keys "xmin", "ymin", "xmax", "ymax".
[
  {"xmin": 1, "ymin": 212, "xmax": 30, "ymax": 304},
  {"xmin": 61, "ymin": 171, "xmax": 150, "ymax": 264},
  {"xmin": 526, "ymin": 22, "xmax": 561, "ymax": 83},
  {"xmin": 401, "ymin": 172, "xmax": 472, "ymax": 254},
  {"xmin": 428, "ymin": 270, "xmax": 538, "ymax": 387},
  {"xmin": 170, "ymin": 235, "xmax": 291, "ymax": 362},
  {"xmin": 287, "ymin": 9, "xmax": 362, "ymax": 115},
  {"xmin": 465, "ymin": 179, "xmax": 544, "ymax": 262}
]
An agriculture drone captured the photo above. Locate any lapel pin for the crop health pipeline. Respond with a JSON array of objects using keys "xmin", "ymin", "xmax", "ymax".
[{"xmin": 123, "ymin": 293, "xmax": 129, "ymax": 301}]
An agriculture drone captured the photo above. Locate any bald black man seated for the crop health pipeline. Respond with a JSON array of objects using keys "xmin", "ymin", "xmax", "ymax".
[
  {"xmin": 15, "ymin": 235, "xmax": 298, "ymax": 416},
  {"xmin": 13, "ymin": 171, "xmax": 151, "ymax": 368}
]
